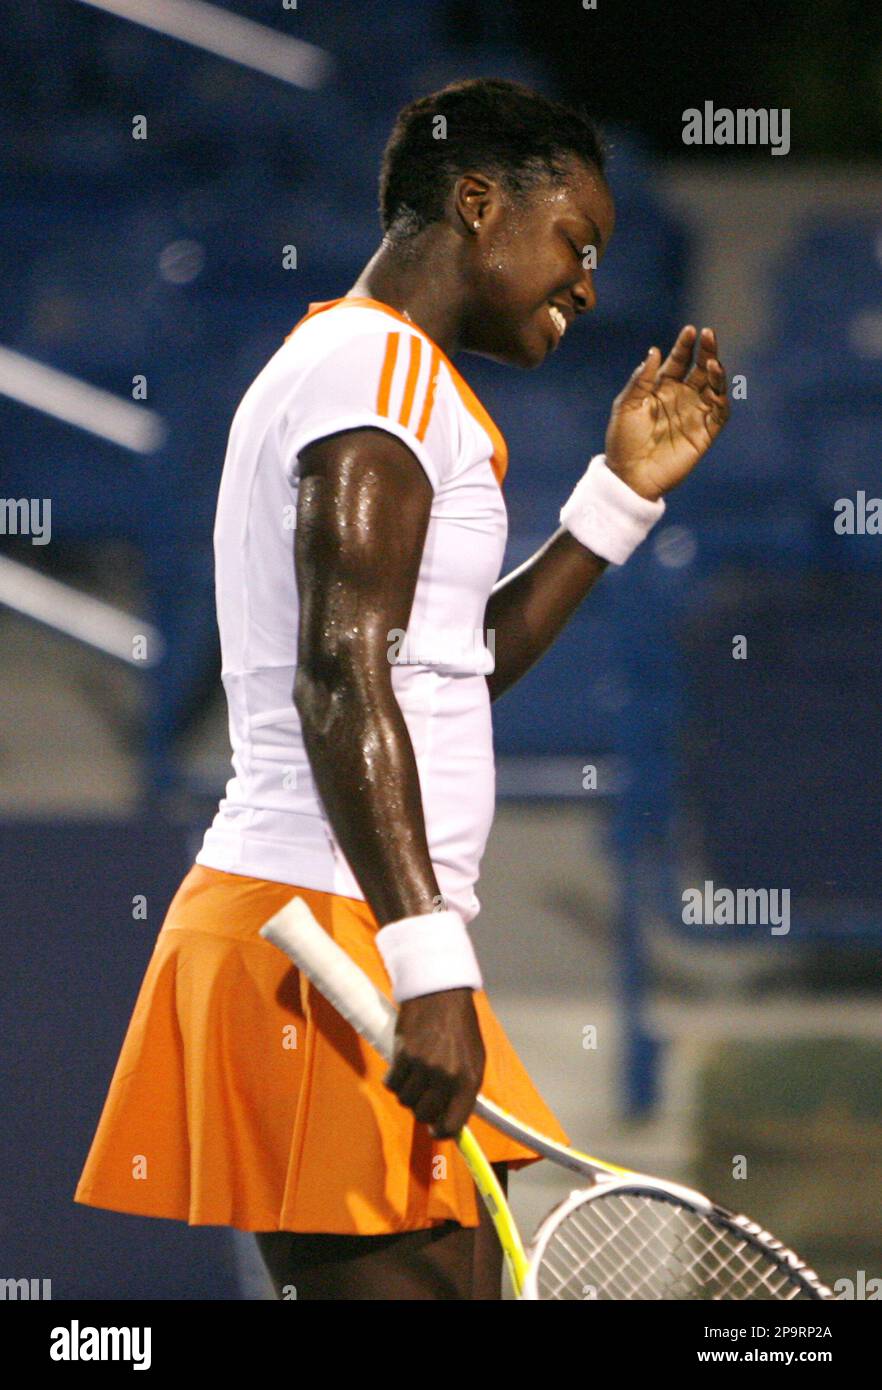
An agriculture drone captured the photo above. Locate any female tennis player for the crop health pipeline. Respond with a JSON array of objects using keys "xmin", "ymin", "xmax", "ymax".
[{"xmin": 75, "ymin": 78, "xmax": 728, "ymax": 1300}]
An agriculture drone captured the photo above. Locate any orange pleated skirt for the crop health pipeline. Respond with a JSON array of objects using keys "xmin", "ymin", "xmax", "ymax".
[{"xmin": 74, "ymin": 863, "xmax": 569, "ymax": 1235}]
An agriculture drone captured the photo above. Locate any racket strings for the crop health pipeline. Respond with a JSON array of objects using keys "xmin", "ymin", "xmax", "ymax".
[
  {"xmin": 535, "ymin": 1191, "xmax": 815, "ymax": 1300},
  {"xmin": 544, "ymin": 1195, "xmax": 679, "ymax": 1299}
]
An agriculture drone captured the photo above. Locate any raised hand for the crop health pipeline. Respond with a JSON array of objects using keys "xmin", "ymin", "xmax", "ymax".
[{"xmin": 604, "ymin": 325, "xmax": 730, "ymax": 501}]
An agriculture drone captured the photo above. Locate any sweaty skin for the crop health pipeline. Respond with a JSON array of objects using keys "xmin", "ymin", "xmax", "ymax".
[
  {"xmin": 295, "ymin": 155, "xmax": 729, "ymax": 1142},
  {"xmin": 294, "ymin": 426, "xmax": 485, "ymax": 1139}
]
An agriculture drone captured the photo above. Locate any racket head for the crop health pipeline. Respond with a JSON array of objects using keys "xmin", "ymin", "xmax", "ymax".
[{"xmin": 521, "ymin": 1178, "xmax": 835, "ymax": 1301}]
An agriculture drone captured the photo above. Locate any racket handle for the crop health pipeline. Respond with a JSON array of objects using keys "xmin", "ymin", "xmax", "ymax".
[
  {"xmin": 260, "ymin": 896, "xmax": 530, "ymax": 1296},
  {"xmin": 260, "ymin": 897, "xmax": 398, "ymax": 1062},
  {"xmin": 262, "ymin": 898, "xmax": 661, "ymax": 1197}
]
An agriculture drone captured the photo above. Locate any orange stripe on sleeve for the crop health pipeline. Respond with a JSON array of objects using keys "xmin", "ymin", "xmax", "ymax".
[
  {"xmin": 398, "ymin": 335, "xmax": 422, "ymax": 428},
  {"xmin": 376, "ymin": 333, "xmax": 400, "ymax": 417},
  {"xmin": 283, "ymin": 298, "xmax": 507, "ymax": 489},
  {"xmin": 415, "ymin": 346, "xmax": 441, "ymax": 441}
]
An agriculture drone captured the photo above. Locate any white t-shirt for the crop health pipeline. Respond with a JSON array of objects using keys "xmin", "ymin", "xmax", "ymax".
[{"xmin": 196, "ymin": 297, "xmax": 509, "ymax": 924}]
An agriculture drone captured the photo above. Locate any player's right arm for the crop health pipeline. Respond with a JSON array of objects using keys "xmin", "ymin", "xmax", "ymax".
[{"xmin": 293, "ymin": 426, "xmax": 485, "ymax": 1139}]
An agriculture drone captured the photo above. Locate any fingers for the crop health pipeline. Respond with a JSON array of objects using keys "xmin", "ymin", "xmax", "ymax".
[
  {"xmin": 655, "ymin": 324, "xmax": 697, "ymax": 382},
  {"xmin": 388, "ymin": 1057, "xmax": 452, "ymax": 1119},
  {"xmin": 693, "ymin": 328, "xmax": 729, "ymax": 429},
  {"xmin": 383, "ymin": 1053, "xmax": 482, "ymax": 1139},
  {"xmin": 431, "ymin": 1087, "xmax": 478, "ymax": 1140},
  {"xmin": 385, "ymin": 990, "xmax": 486, "ymax": 1140},
  {"xmin": 637, "ymin": 345, "xmax": 660, "ymax": 382},
  {"xmin": 657, "ymin": 325, "xmax": 728, "ymax": 392},
  {"xmin": 657, "ymin": 326, "xmax": 729, "ymax": 432},
  {"xmin": 685, "ymin": 326, "xmax": 725, "ymax": 393},
  {"xmin": 612, "ymin": 344, "xmax": 660, "ymax": 407}
]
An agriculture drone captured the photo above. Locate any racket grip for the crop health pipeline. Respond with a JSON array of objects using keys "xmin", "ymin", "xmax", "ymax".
[{"xmin": 260, "ymin": 897, "xmax": 398, "ymax": 1062}]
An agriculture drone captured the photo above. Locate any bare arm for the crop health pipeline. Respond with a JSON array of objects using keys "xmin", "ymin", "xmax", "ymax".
[
  {"xmin": 485, "ymin": 326, "xmax": 730, "ymax": 702},
  {"xmin": 294, "ymin": 427, "xmax": 441, "ymax": 925},
  {"xmin": 484, "ymin": 529, "xmax": 608, "ymax": 702},
  {"xmin": 293, "ymin": 427, "xmax": 484, "ymax": 1136}
]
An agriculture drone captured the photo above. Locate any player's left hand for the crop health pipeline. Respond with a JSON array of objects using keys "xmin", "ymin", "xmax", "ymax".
[{"xmin": 604, "ymin": 325, "xmax": 729, "ymax": 502}]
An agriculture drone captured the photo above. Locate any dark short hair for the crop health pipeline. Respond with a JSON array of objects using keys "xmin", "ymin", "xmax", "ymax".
[{"xmin": 379, "ymin": 77, "xmax": 606, "ymax": 242}]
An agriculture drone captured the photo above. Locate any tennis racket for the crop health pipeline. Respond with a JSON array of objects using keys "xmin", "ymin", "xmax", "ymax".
[{"xmin": 260, "ymin": 896, "xmax": 834, "ymax": 1302}]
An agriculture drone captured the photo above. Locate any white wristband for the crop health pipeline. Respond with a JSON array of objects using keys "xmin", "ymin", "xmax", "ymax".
[
  {"xmin": 375, "ymin": 909, "xmax": 483, "ymax": 1002},
  {"xmin": 560, "ymin": 453, "xmax": 666, "ymax": 565}
]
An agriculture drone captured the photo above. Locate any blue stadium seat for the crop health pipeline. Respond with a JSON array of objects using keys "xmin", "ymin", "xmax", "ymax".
[
  {"xmin": 768, "ymin": 214, "xmax": 882, "ymax": 399},
  {"xmin": 680, "ymin": 571, "xmax": 882, "ymax": 931},
  {"xmin": 772, "ymin": 214, "xmax": 882, "ymax": 333},
  {"xmin": 492, "ymin": 581, "xmax": 626, "ymax": 757}
]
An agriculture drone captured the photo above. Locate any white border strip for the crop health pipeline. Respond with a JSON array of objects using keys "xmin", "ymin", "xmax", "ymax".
[
  {"xmin": 0, "ymin": 555, "xmax": 165, "ymax": 665},
  {"xmin": 74, "ymin": 0, "xmax": 334, "ymax": 89},
  {"xmin": 0, "ymin": 347, "xmax": 166, "ymax": 454}
]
